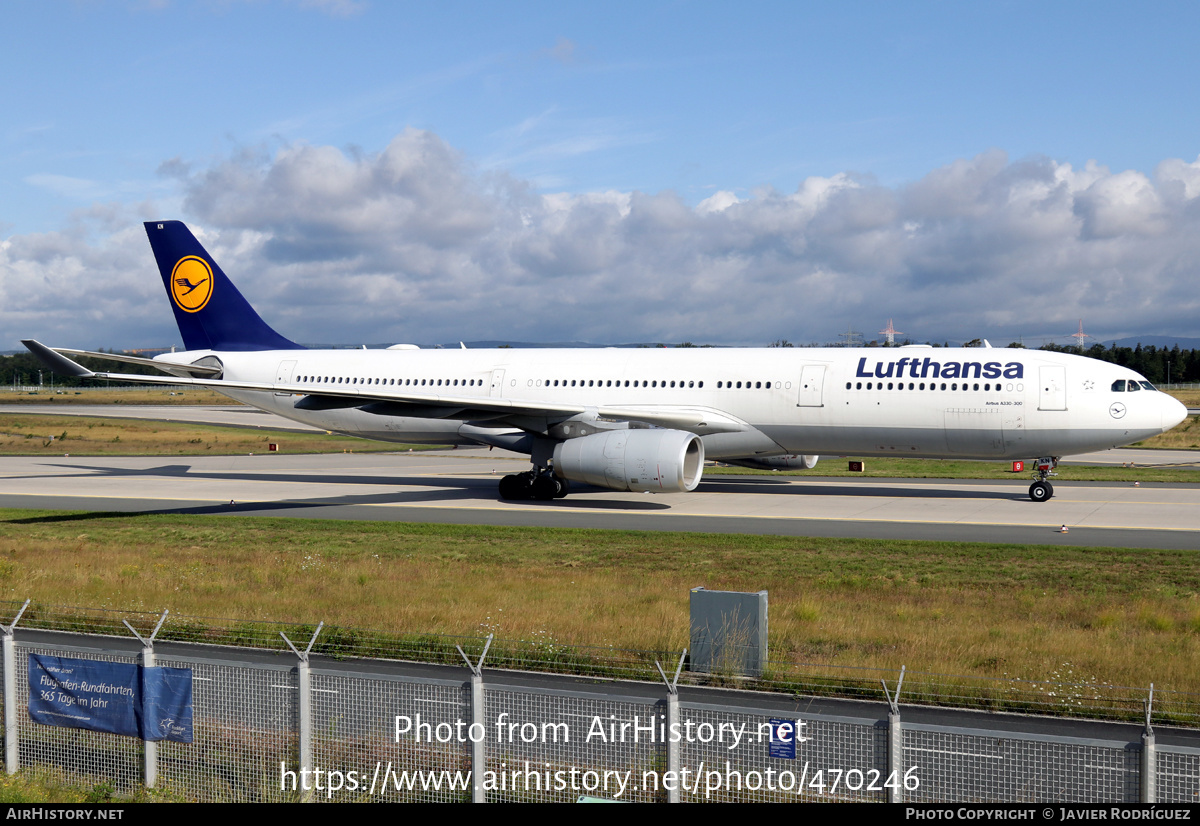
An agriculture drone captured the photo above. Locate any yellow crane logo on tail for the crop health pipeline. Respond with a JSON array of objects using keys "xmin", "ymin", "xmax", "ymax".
[{"xmin": 170, "ymin": 256, "xmax": 213, "ymax": 313}]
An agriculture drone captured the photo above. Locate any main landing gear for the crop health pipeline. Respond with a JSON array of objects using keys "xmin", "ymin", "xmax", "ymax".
[
  {"xmin": 498, "ymin": 468, "xmax": 570, "ymax": 501},
  {"xmin": 1028, "ymin": 456, "xmax": 1059, "ymax": 503}
]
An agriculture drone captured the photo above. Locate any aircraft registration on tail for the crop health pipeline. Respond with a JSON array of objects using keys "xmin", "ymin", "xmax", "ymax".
[{"xmin": 24, "ymin": 221, "xmax": 1188, "ymax": 502}]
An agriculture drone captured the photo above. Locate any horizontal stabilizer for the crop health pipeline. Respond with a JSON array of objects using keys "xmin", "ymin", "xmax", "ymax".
[
  {"xmin": 21, "ymin": 340, "xmax": 95, "ymax": 378},
  {"xmin": 20, "ymin": 341, "xmax": 221, "ymax": 380},
  {"xmin": 54, "ymin": 348, "xmax": 222, "ymax": 376}
]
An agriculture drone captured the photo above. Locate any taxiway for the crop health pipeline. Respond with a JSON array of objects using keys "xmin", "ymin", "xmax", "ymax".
[
  {"xmin": 1, "ymin": 403, "xmax": 1197, "ymax": 548},
  {"xmin": 0, "ymin": 449, "xmax": 1196, "ymax": 549}
]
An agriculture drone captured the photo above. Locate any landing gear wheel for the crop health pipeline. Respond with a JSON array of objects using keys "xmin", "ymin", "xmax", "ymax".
[
  {"xmin": 553, "ymin": 477, "xmax": 570, "ymax": 499},
  {"xmin": 530, "ymin": 475, "xmax": 563, "ymax": 501},
  {"xmin": 499, "ymin": 473, "xmax": 533, "ymax": 500},
  {"xmin": 1029, "ymin": 481, "xmax": 1053, "ymax": 503}
]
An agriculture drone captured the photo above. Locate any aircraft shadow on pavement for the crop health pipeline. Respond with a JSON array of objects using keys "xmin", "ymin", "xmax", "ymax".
[
  {"xmin": 3, "ymin": 511, "xmax": 139, "ymax": 526},
  {"xmin": 37, "ymin": 463, "xmax": 472, "ymax": 488},
  {"xmin": 698, "ymin": 478, "xmax": 1024, "ymax": 501},
  {"xmin": 12, "ymin": 462, "xmax": 669, "ymax": 510},
  {"xmin": 2, "ymin": 473, "xmax": 672, "ymax": 515},
  {"xmin": 156, "ymin": 492, "xmax": 673, "ymax": 517}
]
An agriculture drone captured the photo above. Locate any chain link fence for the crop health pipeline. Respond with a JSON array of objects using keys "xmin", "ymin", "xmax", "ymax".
[{"xmin": 1, "ymin": 601, "xmax": 1198, "ymax": 803}]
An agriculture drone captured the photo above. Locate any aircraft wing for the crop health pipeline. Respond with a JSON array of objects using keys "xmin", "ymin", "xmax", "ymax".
[{"xmin": 22, "ymin": 340, "xmax": 748, "ymax": 436}]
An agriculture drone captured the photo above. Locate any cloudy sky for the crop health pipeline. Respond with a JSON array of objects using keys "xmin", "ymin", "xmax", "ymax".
[{"xmin": 3, "ymin": 1, "xmax": 1200, "ymax": 350}]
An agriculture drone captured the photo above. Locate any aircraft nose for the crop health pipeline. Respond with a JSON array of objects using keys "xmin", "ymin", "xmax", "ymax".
[{"xmin": 1162, "ymin": 394, "xmax": 1188, "ymax": 432}]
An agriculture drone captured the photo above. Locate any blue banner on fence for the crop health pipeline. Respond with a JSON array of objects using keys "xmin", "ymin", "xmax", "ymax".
[
  {"xmin": 142, "ymin": 665, "xmax": 193, "ymax": 742},
  {"xmin": 768, "ymin": 717, "xmax": 798, "ymax": 760},
  {"xmin": 28, "ymin": 654, "xmax": 192, "ymax": 742},
  {"xmin": 29, "ymin": 655, "xmax": 140, "ymax": 737}
]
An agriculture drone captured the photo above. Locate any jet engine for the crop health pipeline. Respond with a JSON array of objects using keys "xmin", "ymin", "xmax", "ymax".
[{"xmin": 553, "ymin": 429, "xmax": 705, "ymax": 493}]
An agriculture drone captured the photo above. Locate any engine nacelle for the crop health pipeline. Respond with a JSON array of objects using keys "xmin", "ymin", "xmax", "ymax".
[
  {"xmin": 723, "ymin": 454, "xmax": 819, "ymax": 471},
  {"xmin": 553, "ymin": 429, "xmax": 705, "ymax": 493}
]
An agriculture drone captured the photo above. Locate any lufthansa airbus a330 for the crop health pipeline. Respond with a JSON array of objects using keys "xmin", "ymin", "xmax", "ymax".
[{"xmin": 23, "ymin": 221, "xmax": 1187, "ymax": 502}]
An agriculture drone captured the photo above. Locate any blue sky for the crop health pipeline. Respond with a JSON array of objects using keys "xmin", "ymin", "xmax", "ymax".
[{"xmin": 4, "ymin": 1, "xmax": 1200, "ymax": 348}]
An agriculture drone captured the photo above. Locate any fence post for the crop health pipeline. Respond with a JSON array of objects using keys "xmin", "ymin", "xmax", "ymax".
[
  {"xmin": 123, "ymin": 609, "xmax": 169, "ymax": 789},
  {"xmin": 281, "ymin": 622, "xmax": 324, "ymax": 803},
  {"xmin": 1, "ymin": 600, "xmax": 30, "ymax": 775},
  {"xmin": 655, "ymin": 650, "xmax": 687, "ymax": 803},
  {"xmin": 881, "ymin": 666, "xmax": 906, "ymax": 804},
  {"xmin": 1142, "ymin": 684, "xmax": 1156, "ymax": 803},
  {"xmin": 457, "ymin": 635, "xmax": 492, "ymax": 804}
]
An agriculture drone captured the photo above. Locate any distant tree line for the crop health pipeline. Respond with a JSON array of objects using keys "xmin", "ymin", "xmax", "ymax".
[{"xmin": 1039, "ymin": 342, "xmax": 1200, "ymax": 384}]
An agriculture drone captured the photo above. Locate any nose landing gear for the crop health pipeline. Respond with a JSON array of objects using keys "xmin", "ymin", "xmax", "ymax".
[{"xmin": 1028, "ymin": 456, "xmax": 1058, "ymax": 502}]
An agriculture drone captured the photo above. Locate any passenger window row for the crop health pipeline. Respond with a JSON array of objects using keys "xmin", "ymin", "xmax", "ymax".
[
  {"xmin": 295, "ymin": 375, "xmax": 483, "ymax": 387},
  {"xmin": 293, "ymin": 374, "xmax": 725, "ymax": 391},
  {"xmin": 846, "ymin": 381, "xmax": 1004, "ymax": 392},
  {"xmin": 540, "ymin": 379, "xmax": 704, "ymax": 388}
]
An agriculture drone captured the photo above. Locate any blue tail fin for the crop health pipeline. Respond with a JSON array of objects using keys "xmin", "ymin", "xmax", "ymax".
[{"xmin": 145, "ymin": 221, "xmax": 304, "ymax": 352}]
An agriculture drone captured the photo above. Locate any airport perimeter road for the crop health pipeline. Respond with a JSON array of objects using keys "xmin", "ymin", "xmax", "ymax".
[{"xmin": 0, "ymin": 451, "xmax": 1197, "ymax": 549}]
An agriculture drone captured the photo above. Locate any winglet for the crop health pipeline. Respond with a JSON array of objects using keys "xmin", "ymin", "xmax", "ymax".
[{"xmin": 21, "ymin": 340, "xmax": 96, "ymax": 378}]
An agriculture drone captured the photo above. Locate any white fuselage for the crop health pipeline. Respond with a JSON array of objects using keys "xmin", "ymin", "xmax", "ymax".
[{"xmin": 156, "ymin": 345, "xmax": 1186, "ymax": 461}]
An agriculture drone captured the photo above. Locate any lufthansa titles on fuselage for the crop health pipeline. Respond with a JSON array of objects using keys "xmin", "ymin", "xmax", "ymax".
[{"xmin": 855, "ymin": 357, "xmax": 1024, "ymax": 381}]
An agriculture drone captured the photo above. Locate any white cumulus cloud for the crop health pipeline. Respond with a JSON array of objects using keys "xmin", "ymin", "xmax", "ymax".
[{"xmin": 4, "ymin": 133, "xmax": 1200, "ymax": 350}]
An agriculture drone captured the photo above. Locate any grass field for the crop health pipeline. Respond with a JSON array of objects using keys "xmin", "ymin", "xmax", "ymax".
[
  {"xmin": 0, "ymin": 414, "xmax": 435, "ymax": 456},
  {"xmin": 0, "ymin": 769, "xmax": 155, "ymax": 804},
  {"xmin": 2, "ymin": 511, "xmax": 1198, "ymax": 703},
  {"xmin": 2, "ymin": 387, "xmax": 229, "ymax": 405}
]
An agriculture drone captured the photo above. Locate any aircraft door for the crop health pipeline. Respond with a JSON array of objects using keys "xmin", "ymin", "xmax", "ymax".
[
  {"xmin": 796, "ymin": 365, "xmax": 825, "ymax": 407},
  {"xmin": 490, "ymin": 369, "xmax": 506, "ymax": 398},
  {"xmin": 275, "ymin": 359, "xmax": 297, "ymax": 396},
  {"xmin": 1038, "ymin": 366, "xmax": 1067, "ymax": 410},
  {"xmin": 276, "ymin": 360, "xmax": 297, "ymax": 384}
]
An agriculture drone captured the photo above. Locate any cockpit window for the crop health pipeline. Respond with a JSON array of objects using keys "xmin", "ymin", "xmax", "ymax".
[
  {"xmin": 1111, "ymin": 380, "xmax": 1125, "ymax": 392},
  {"xmin": 1127, "ymin": 380, "xmax": 1141, "ymax": 392},
  {"xmin": 1139, "ymin": 381, "xmax": 1156, "ymax": 391}
]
